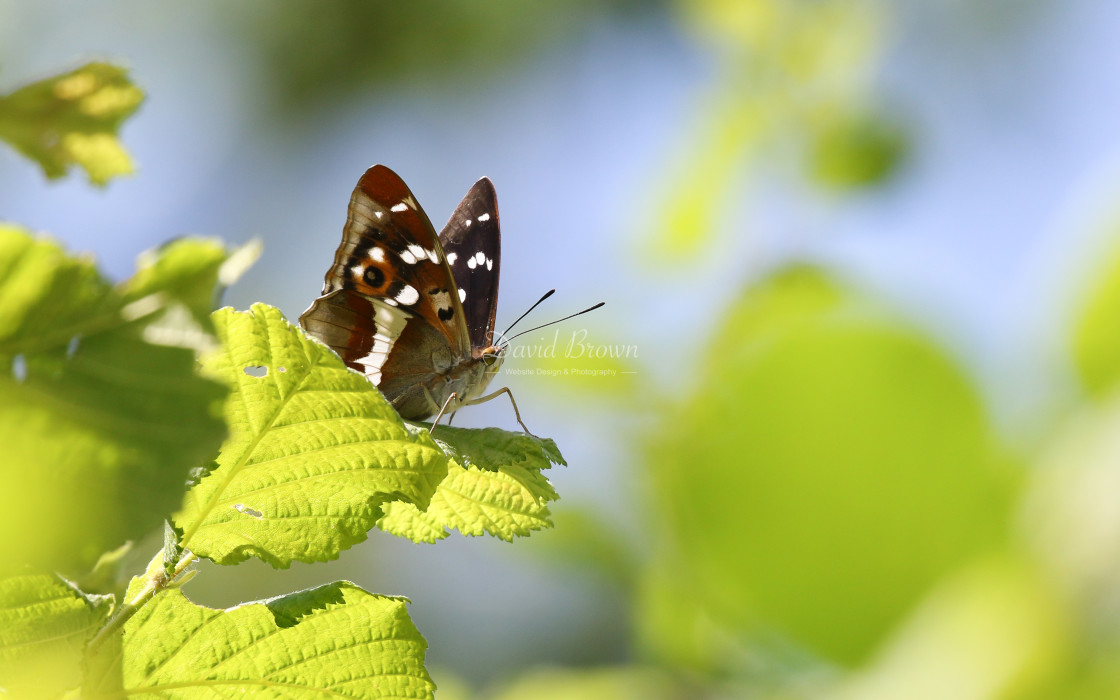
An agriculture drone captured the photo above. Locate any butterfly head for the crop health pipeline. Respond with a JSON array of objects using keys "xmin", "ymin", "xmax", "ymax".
[{"xmin": 478, "ymin": 342, "xmax": 506, "ymax": 372}]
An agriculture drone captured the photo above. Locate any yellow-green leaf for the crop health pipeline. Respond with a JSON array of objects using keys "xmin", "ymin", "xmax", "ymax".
[{"xmin": 0, "ymin": 62, "xmax": 144, "ymax": 185}]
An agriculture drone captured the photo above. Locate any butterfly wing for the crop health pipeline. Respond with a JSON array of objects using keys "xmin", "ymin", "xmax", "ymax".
[
  {"xmin": 299, "ymin": 164, "xmax": 471, "ymax": 387},
  {"xmin": 438, "ymin": 177, "xmax": 502, "ymax": 351}
]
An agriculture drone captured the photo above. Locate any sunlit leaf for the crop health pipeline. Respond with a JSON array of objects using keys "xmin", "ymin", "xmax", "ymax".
[
  {"xmin": 92, "ymin": 582, "xmax": 433, "ymax": 699},
  {"xmin": 0, "ymin": 228, "xmax": 228, "ymax": 577},
  {"xmin": 0, "ymin": 62, "xmax": 144, "ymax": 185},
  {"xmin": 376, "ymin": 425, "xmax": 563, "ymax": 543},
  {"xmin": 0, "ymin": 574, "xmax": 112, "ymax": 699},
  {"xmin": 176, "ymin": 303, "xmax": 448, "ymax": 567}
]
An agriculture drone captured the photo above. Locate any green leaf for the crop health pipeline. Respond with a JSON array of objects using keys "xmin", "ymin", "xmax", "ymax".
[
  {"xmin": 0, "ymin": 228, "xmax": 229, "ymax": 577},
  {"xmin": 1026, "ymin": 393, "xmax": 1120, "ymax": 608},
  {"xmin": 175, "ymin": 303, "xmax": 448, "ymax": 567},
  {"xmin": 488, "ymin": 666, "xmax": 681, "ymax": 700},
  {"xmin": 647, "ymin": 266, "xmax": 1012, "ymax": 665},
  {"xmin": 377, "ymin": 425, "xmax": 564, "ymax": 543},
  {"xmin": 651, "ymin": 96, "xmax": 768, "ymax": 256},
  {"xmin": 808, "ymin": 110, "xmax": 907, "ymax": 190},
  {"xmin": 828, "ymin": 559, "xmax": 1068, "ymax": 700},
  {"xmin": 1073, "ymin": 229, "xmax": 1120, "ymax": 398},
  {"xmin": 0, "ymin": 574, "xmax": 112, "ymax": 699},
  {"xmin": 123, "ymin": 238, "xmax": 230, "ymax": 329},
  {"xmin": 525, "ymin": 506, "xmax": 638, "ymax": 587},
  {"xmin": 105, "ymin": 582, "xmax": 433, "ymax": 699},
  {"xmin": 0, "ymin": 62, "xmax": 144, "ymax": 185}
]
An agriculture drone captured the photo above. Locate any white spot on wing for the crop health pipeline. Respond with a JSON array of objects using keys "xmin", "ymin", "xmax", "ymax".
[
  {"xmin": 407, "ymin": 244, "xmax": 426, "ymax": 261},
  {"xmin": 464, "ymin": 219, "xmax": 472, "ymax": 227},
  {"xmin": 458, "ymin": 288, "xmax": 467, "ymax": 303},
  {"xmin": 446, "ymin": 252, "xmax": 458, "ymax": 265},
  {"xmin": 427, "ymin": 249, "xmax": 440, "ymax": 264},
  {"xmin": 352, "ymin": 302, "xmax": 409, "ymax": 384},
  {"xmin": 431, "ymin": 291, "xmax": 452, "ymax": 312},
  {"xmin": 374, "ymin": 211, "xmax": 383, "ymax": 219},
  {"xmin": 391, "ymin": 202, "xmax": 409, "ymax": 212},
  {"xmin": 486, "ymin": 257, "xmax": 493, "ymax": 271},
  {"xmin": 477, "ymin": 213, "xmax": 491, "ymax": 222},
  {"xmin": 396, "ymin": 284, "xmax": 420, "ymax": 306},
  {"xmin": 467, "ymin": 256, "xmax": 476, "ymax": 270},
  {"xmin": 399, "ymin": 249, "xmax": 418, "ymax": 265},
  {"xmin": 369, "ymin": 247, "xmax": 386, "ymax": 262}
]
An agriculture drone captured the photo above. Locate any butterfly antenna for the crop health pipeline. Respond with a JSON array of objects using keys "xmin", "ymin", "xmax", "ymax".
[
  {"xmin": 497, "ymin": 289, "xmax": 555, "ymax": 342},
  {"xmin": 500, "ymin": 302, "xmax": 605, "ymax": 347}
]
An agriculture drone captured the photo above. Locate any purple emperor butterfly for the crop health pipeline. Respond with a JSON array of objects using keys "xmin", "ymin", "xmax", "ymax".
[{"xmin": 299, "ymin": 164, "xmax": 532, "ymax": 432}]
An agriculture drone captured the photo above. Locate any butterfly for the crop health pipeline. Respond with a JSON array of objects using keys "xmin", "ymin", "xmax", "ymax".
[{"xmin": 299, "ymin": 164, "xmax": 532, "ymax": 433}]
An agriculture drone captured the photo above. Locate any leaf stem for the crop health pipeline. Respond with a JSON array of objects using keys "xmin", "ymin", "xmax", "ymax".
[{"xmin": 86, "ymin": 548, "xmax": 199, "ymax": 657}]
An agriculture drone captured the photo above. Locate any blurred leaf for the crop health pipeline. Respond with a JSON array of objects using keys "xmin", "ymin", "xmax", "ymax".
[
  {"xmin": 91, "ymin": 582, "xmax": 433, "ymax": 699},
  {"xmin": 681, "ymin": 0, "xmax": 884, "ymax": 82},
  {"xmin": 1024, "ymin": 393, "xmax": 1120, "ymax": 612},
  {"xmin": 124, "ymin": 238, "xmax": 231, "ymax": 328},
  {"xmin": 830, "ymin": 559, "xmax": 1069, "ymax": 700},
  {"xmin": 0, "ymin": 574, "xmax": 113, "ymax": 699},
  {"xmin": 76, "ymin": 542, "xmax": 135, "ymax": 595},
  {"xmin": 376, "ymin": 425, "xmax": 564, "ymax": 543},
  {"xmin": 652, "ymin": 95, "xmax": 768, "ymax": 256},
  {"xmin": 0, "ymin": 62, "xmax": 144, "ymax": 185},
  {"xmin": 635, "ymin": 561, "xmax": 733, "ymax": 677},
  {"xmin": 175, "ymin": 303, "xmax": 448, "ymax": 567},
  {"xmin": 0, "ymin": 228, "xmax": 228, "ymax": 577},
  {"xmin": 808, "ymin": 110, "xmax": 907, "ymax": 190},
  {"xmin": 655, "ymin": 0, "xmax": 899, "ymax": 253},
  {"xmin": 525, "ymin": 507, "xmax": 638, "ymax": 587},
  {"xmin": 487, "ymin": 666, "xmax": 681, "ymax": 700},
  {"xmin": 228, "ymin": 0, "xmax": 651, "ymax": 114},
  {"xmin": 1073, "ymin": 230, "xmax": 1120, "ymax": 397},
  {"xmin": 647, "ymin": 266, "xmax": 1012, "ymax": 665}
]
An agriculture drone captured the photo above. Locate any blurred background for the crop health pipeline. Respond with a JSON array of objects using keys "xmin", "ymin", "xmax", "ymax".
[{"xmin": 4, "ymin": 0, "xmax": 1120, "ymax": 697}]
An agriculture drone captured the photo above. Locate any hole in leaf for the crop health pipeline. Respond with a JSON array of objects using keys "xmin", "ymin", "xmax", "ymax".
[
  {"xmin": 66, "ymin": 335, "xmax": 82, "ymax": 358},
  {"xmin": 243, "ymin": 365, "xmax": 268, "ymax": 378},
  {"xmin": 277, "ymin": 366, "xmax": 287, "ymax": 373},
  {"xmin": 12, "ymin": 354, "xmax": 27, "ymax": 382},
  {"xmin": 234, "ymin": 503, "xmax": 264, "ymax": 518}
]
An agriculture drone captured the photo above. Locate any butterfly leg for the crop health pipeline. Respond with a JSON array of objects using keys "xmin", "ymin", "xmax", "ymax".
[
  {"xmin": 430, "ymin": 392, "xmax": 460, "ymax": 434},
  {"xmin": 464, "ymin": 387, "xmax": 534, "ymax": 436}
]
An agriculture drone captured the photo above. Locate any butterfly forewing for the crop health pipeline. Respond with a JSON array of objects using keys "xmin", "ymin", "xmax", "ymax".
[
  {"xmin": 299, "ymin": 165, "xmax": 470, "ymax": 382},
  {"xmin": 438, "ymin": 177, "xmax": 502, "ymax": 350}
]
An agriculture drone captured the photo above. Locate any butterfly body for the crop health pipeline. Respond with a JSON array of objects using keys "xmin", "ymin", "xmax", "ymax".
[{"xmin": 300, "ymin": 165, "xmax": 517, "ymax": 427}]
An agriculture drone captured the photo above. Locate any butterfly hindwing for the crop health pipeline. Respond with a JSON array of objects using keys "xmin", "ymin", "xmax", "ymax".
[{"xmin": 438, "ymin": 177, "xmax": 502, "ymax": 350}]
